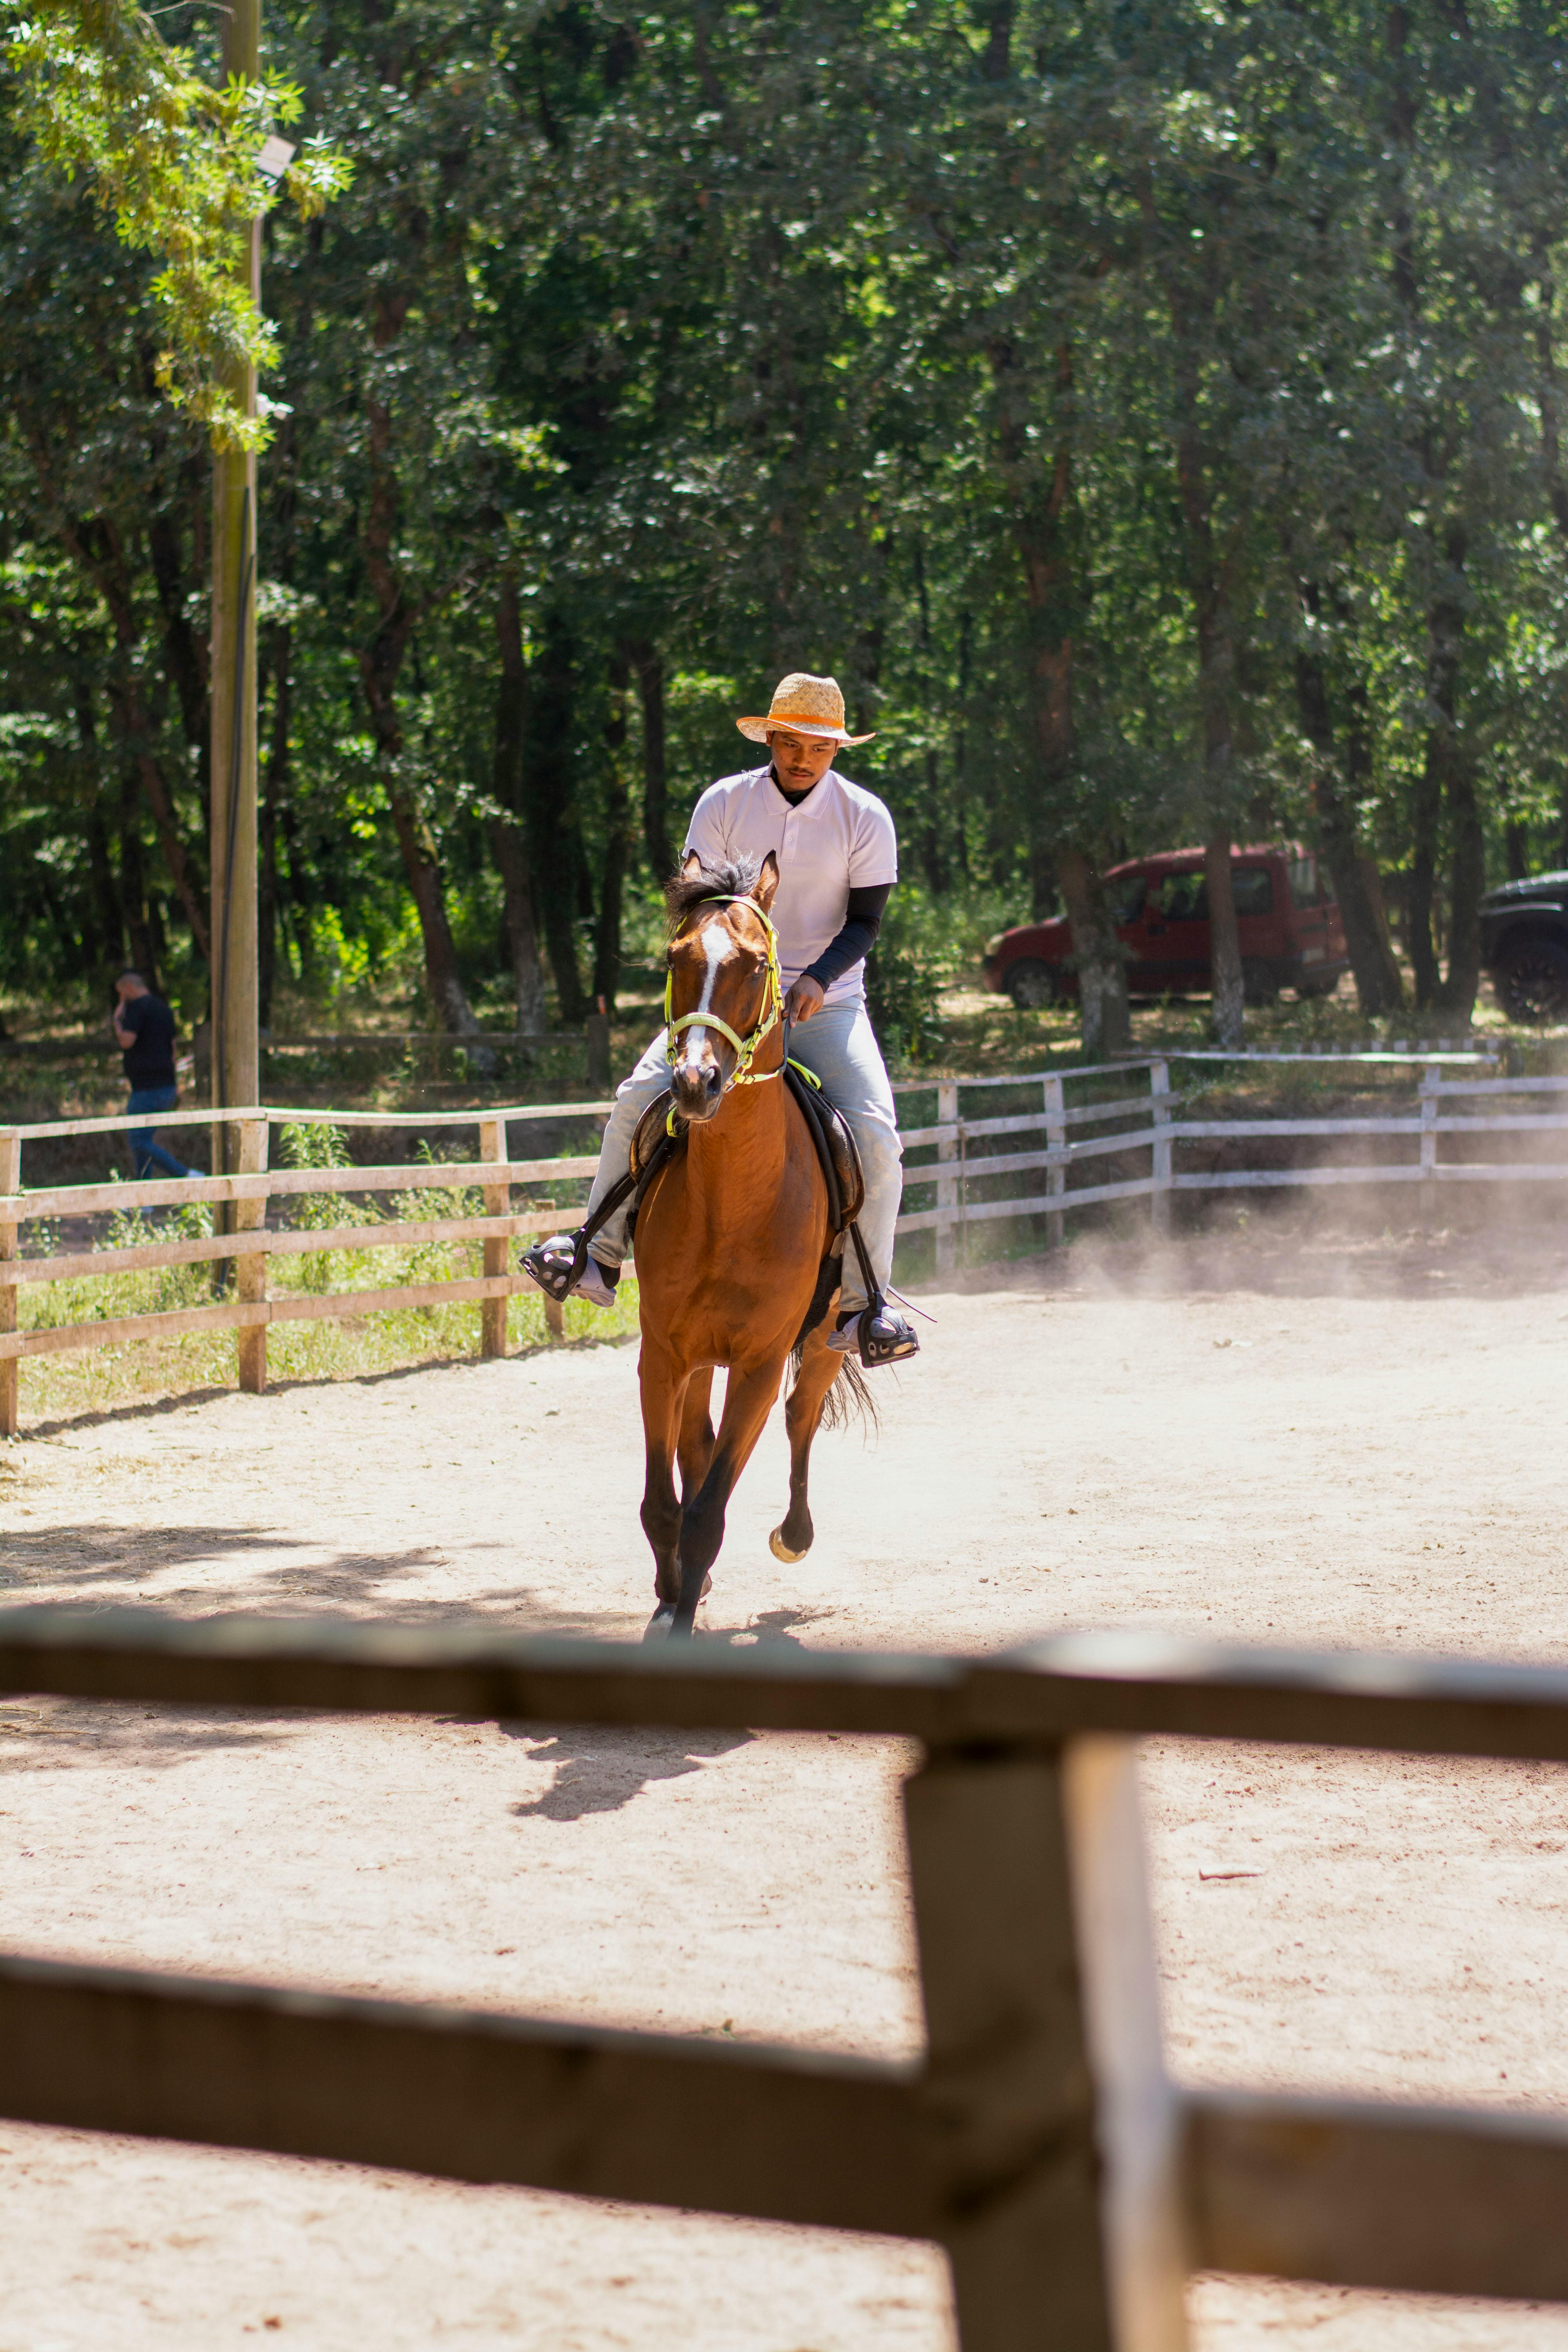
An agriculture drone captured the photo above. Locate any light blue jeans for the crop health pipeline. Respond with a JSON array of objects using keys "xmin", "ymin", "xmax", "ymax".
[{"xmin": 584, "ymin": 1002, "xmax": 903, "ymax": 1311}]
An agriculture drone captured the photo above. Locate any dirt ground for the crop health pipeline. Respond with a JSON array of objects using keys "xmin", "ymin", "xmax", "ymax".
[{"xmin": 5, "ymin": 1199, "xmax": 1568, "ymax": 2349}]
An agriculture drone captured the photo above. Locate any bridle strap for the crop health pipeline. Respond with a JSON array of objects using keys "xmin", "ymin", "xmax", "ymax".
[{"xmin": 665, "ymin": 893, "xmax": 784, "ymax": 1091}]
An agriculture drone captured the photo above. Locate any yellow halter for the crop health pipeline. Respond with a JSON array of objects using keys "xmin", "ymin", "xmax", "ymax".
[{"xmin": 664, "ymin": 895, "xmax": 785, "ymax": 1089}]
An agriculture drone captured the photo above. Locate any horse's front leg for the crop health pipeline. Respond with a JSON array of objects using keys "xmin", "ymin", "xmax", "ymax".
[
  {"xmin": 676, "ymin": 1366, "xmax": 717, "ymax": 1504},
  {"xmin": 639, "ymin": 1347, "xmax": 688, "ymax": 1632},
  {"xmin": 672, "ymin": 1358, "xmax": 784, "ymax": 1635},
  {"xmin": 770, "ymin": 1321, "xmax": 843, "ymax": 1564}
]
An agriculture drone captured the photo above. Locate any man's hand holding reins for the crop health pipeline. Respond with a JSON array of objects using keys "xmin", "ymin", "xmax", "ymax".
[{"xmin": 784, "ymin": 976, "xmax": 825, "ymax": 1024}]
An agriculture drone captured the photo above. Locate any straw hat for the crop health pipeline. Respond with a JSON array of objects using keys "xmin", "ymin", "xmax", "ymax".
[{"xmin": 736, "ymin": 672, "xmax": 875, "ymax": 747}]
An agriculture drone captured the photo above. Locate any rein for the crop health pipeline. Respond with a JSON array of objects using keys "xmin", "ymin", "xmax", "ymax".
[{"xmin": 664, "ymin": 893, "xmax": 784, "ymax": 1090}]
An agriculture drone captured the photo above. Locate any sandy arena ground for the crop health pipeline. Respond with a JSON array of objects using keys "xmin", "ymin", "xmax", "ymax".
[{"xmin": 4, "ymin": 1204, "xmax": 1568, "ymax": 2349}]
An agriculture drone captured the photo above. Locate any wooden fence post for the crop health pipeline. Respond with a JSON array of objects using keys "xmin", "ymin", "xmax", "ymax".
[
  {"xmin": 1062, "ymin": 1737, "xmax": 1191, "ymax": 2352},
  {"xmin": 904, "ymin": 1740, "xmax": 1118, "ymax": 2352},
  {"xmin": 234, "ymin": 1119, "xmax": 268, "ymax": 1395},
  {"xmin": 0, "ymin": 1130, "xmax": 18, "ymax": 1437},
  {"xmin": 479, "ymin": 1114, "xmax": 509, "ymax": 1360},
  {"xmin": 936, "ymin": 1082, "xmax": 960, "ymax": 1279},
  {"xmin": 1044, "ymin": 1075, "xmax": 1066, "ymax": 1250},
  {"xmin": 1150, "ymin": 1061, "xmax": 1172, "ymax": 1238},
  {"xmin": 1419, "ymin": 1063, "xmax": 1439, "ymax": 1226}
]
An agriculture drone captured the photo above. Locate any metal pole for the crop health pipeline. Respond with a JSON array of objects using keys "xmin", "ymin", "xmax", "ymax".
[{"xmin": 209, "ymin": 0, "xmax": 261, "ymax": 1172}]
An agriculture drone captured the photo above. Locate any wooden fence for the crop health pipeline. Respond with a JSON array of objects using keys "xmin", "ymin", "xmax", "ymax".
[
  {"xmin": 8, "ymin": 1048, "xmax": 1565, "ymax": 1432},
  {"xmin": 892, "ymin": 1048, "xmax": 1559, "ymax": 1275},
  {"xmin": 0, "ymin": 1098, "xmax": 613, "ymax": 1432},
  {"xmin": 5, "ymin": 1608, "xmax": 1568, "ymax": 2347}
]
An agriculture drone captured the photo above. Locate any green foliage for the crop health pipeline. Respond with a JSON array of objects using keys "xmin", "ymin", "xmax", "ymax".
[
  {"xmin": 6, "ymin": 0, "xmax": 1568, "ymax": 1048},
  {"xmin": 6, "ymin": 0, "xmax": 349, "ymax": 446},
  {"xmin": 867, "ymin": 885, "xmax": 992, "ymax": 1067},
  {"xmin": 276, "ymin": 1118, "xmax": 352, "ymax": 1284}
]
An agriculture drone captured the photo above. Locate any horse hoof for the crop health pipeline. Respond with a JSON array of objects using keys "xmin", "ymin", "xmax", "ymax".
[
  {"xmin": 644, "ymin": 1603, "xmax": 677, "ymax": 1641},
  {"xmin": 769, "ymin": 1525, "xmax": 808, "ymax": 1563}
]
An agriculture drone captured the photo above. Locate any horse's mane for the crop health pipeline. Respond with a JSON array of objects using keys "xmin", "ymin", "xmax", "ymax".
[{"xmin": 664, "ymin": 854, "xmax": 765, "ymax": 935}]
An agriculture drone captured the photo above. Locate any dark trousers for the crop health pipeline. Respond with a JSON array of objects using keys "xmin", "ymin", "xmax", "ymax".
[{"xmin": 127, "ymin": 1086, "xmax": 193, "ymax": 1181}]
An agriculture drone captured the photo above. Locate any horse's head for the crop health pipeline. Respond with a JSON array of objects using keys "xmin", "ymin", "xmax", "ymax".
[{"xmin": 664, "ymin": 849, "xmax": 782, "ymax": 1121}]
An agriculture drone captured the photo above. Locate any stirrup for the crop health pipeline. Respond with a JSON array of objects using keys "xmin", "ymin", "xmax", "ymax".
[
  {"xmin": 829, "ymin": 1301, "xmax": 920, "ymax": 1368},
  {"xmin": 521, "ymin": 1231, "xmax": 588, "ymax": 1305}
]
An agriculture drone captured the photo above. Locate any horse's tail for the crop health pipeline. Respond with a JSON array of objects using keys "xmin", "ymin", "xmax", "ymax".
[
  {"xmin": 788, "ymin": 1253, "xmax": 879, "ymax": 1436},
  {"xmin": 821, "ymin": 1351, "xmax": 877, "ymax": 1434}
]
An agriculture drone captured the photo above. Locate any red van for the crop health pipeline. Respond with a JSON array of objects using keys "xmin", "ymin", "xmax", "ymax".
[{"xmin": 982, "ymin": 845, "xmax": 1350, "ymax": 1008}]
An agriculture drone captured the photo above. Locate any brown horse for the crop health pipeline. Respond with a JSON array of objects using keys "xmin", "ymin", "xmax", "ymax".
[{"xmin": 635, "ymin": 849, "xmax": 867, "ymax": 1638}]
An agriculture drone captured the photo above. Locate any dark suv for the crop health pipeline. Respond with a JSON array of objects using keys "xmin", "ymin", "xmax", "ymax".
[{"xmin": 1481, "ymin": 874, "xmax": 1568, "ymax": 1022}]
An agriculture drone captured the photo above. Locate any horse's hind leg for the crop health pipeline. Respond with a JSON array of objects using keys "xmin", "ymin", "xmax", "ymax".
[
  {"xmin": 672, "ymin": 1359, "xmax": 783, "ymax": 1635},
  {"xmin": 770, "ymin": 1325, "xmax": 842, "ymax": 1564}
]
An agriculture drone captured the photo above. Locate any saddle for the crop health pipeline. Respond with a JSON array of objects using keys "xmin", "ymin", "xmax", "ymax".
[
  {"xmin": 625, "ymin": 1063, "xmax": 864, "ymax": 1245},
  {"xmin": 781, "ymin": 1060, "xmax": 865, "ymax": 1234},
  {"xmin": 539, "ymin": 1065, "xmax": 893, "ymax": 1362}
]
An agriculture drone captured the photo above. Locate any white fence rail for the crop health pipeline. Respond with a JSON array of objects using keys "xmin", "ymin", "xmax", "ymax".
[
  {"xmin": 4, "ymin": 1047, "xmax": 1559, "ymax": 1426},
  {"xmin": 886, "ymin": 1049, "xmax": 1568, "ymax": 1271}
]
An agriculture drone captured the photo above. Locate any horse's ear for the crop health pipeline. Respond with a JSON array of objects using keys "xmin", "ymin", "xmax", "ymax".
[
  {"xmin": 754, "ymin": 851, "xmax": 780, "ymax": 914},
  {"xmin": 680, "ymin": 850, "xmax": 702, "ymax": 882}
]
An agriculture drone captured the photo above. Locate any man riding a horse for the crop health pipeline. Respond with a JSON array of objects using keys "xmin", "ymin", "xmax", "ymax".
[{"xmin": 524, "ymin": 671, "xmax": 920, "ymax": 1370}]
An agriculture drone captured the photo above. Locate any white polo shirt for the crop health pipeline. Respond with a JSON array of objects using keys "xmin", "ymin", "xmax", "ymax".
[{"xmin": 684, "ymin": 765, "xmax": 898, "ymax": 1008}]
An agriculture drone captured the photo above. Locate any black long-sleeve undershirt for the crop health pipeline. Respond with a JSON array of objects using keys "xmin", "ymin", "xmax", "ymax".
[{"xmin": 801, "ymin": 883, "xmax": 892, "ymax": 991}]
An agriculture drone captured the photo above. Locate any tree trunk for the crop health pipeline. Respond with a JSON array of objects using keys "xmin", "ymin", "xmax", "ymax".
[
  {"xmin": 626, "ymin": 637, "xmax": 671, "ymax": 882},
  {"xmin": 1205, "ymin": 835, "xmax": 1244, "ymax": 1047},
  {"xmin": 524, "ymin": 610, "xmax": 588, "ymax": 1022},
  {"xmin": 278, "ymin": 799, "xmax": 315, "ymax": 981},
  {"xmin": 359, "ymin": 379, "xmax": 483, "ymax": 1038},
  {"xmin": 1343, "ymin": 679, "xmax": 1408, "ymax": 1005},
  {"xmin": 921, "ymin": 792, "xmax": 948, "ymax": 896},
  {"xmin": 489, "ymin": 574, "xmax": 548, "ymax": 1033},
  {"xmin": 911, "ymin": 541, "xmax": 949, "ymax": 895},
  {"xmin": 382, "ymin": 792, "xmax": 478, "ymax": 1033},
  {"xmin": 991, "ymin": 333, "xmax": 1126, "ymax": 1053},
  {"xmin": 1408, "ymin": 755, "xmax": 1441, "ymax": 1009},
  {"xmin": 1430, "ymin": 561, "xmax": 1479, "ymax": 1023},
  {"xmin": 1414, "ymin": 528, "xmax": 1470, "ymax": 1011},
  {"xmin": 80, "ymin": 519, "xmax": 211, "ymax": 963},
  {"xmin": 76, "ymin": 685, "xmax": 125, "ymax": 981},
  {"xmin": 27, "ymin": 463, "xmax": 209, "ymax": 961},
  {"xmin": 1056, "ymin": 845, "xmax": 1130, "ymax": 1059},
  {"xmin": 1532, "ymin": 232, "xmax": 1568, "ymax": 544},
  {"xmin": 1293, "ymin": 639, "xmax": 1404, "ymax": 1014},
  {"xmin": 258, "ymin": 620, "xmax": 290, "ymax": 1029},
  {"xmin": 118, "ymin": 769, "xmax": 158, "ymax": 988},
  {"xmin": 594, "ymin": 652, "xmax": 635, "ymax": 1011},
  {"xmin": 1154, "ymin": 234, "xmax": 1246, "ymax": 1045},
  {"xmin": 87, "ymin": 800, "xmax": 124, "ymax": 976},
  {"xmin": 148, "ymin": 493, "xmax": 211, "ymax": 808},
  {"xmin": 1438, "ymin": 761, "xmax": 1485, "ymax": 1019}
]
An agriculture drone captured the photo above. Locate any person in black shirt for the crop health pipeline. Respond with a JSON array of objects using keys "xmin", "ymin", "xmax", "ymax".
[{"xmin": 112, "ymin": 972, "xmax": 198, "ymax": 1181}]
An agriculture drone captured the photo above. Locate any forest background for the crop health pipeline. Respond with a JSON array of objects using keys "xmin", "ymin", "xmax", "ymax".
[{"xmin": 5, "ymin": 0, "xmax": 1568, "ymax": 1070}]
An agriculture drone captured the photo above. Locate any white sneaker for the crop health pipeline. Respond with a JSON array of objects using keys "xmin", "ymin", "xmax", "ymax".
[
  {"xmin": 577, "ymin": 1255, "xmax": 619, "ymax": 1310},
  {"xmin": 521, "ymin": 1234, "xmax": 619, "ymax": 1309}
]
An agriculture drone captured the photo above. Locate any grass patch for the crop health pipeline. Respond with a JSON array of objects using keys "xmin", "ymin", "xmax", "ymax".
[
  {"xmin": 14, "ymin": 1275, "xmax": 641, "ymax": 1425},
  {"xmin": 12, "ymin": 1125, "xmax": 641, "ymax": 1425}
]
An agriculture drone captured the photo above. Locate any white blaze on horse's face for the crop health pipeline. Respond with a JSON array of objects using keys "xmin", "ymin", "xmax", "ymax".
[
  {"xmin": 678, "ymin": 924, "xmax": 730, "ymax": 1059},
  {"xmin": 671, "ymin": 915, "xmax": 737, "ymax": 1111}
]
